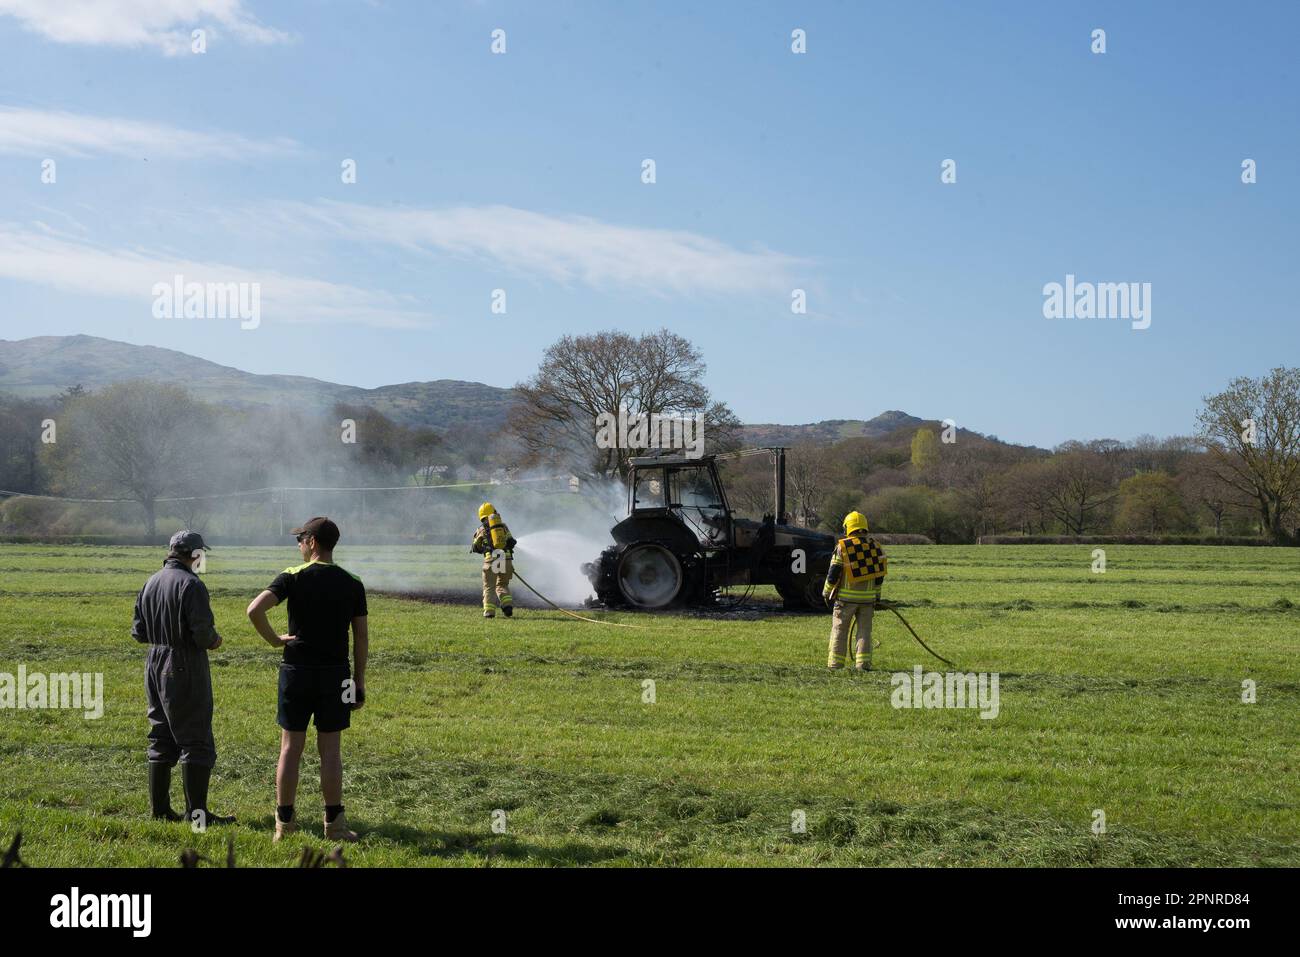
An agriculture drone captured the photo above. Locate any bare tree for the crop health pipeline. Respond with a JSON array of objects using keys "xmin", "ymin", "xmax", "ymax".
[
  {"xmin": 1179, "ymin": 458, "xmax": 1246, "ymax": 536},
  {"xmin": 46, "ymin": 382, "xmax": 216, "ymax": 535},
  {"xmin": 997, "ymin": 460, "xmax": 1056, "ymax": 534},
  {"xmin": 785, "ymin": 444, "xmax": 831, "ymax": 527},
  {"xmin": 508, "ymin": 329, "xmax": 741, "ymax": 477},
  {"xmin": 1041, "ymin": 448, "xmax": 1117, "ymax": 534},
  {"xmin": 1196, "ymin": 368, "xmax": 1300, "ymax": 542}
]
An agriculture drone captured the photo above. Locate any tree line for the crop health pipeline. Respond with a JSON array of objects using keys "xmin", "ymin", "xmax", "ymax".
[
  {"xmin": 723, "ymin": 369, "xmax": 1300, "ymax": 543},
  {"xmin": 2, "ymin": 331, "xmax": 1296, "ymax": 544},
  {"xmin": 0, "ymin": 384, "xmax": 445, "ymax": 536}
]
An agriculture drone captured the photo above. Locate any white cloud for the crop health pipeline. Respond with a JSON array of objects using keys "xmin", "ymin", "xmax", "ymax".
[
  {"xmin": 0, "ymin": 224, "xmax": 426, "ymax": 329},
  {"xmin": 258, "ymin": 201, "xmax": 811, "ymax": 298},
  {"xmin": 0, "ymin": 0, "xmax": 289, "ymax": 55},
  {"xmin": 0, "ymin": 105, "xmax": 300, "ymax": 160}
]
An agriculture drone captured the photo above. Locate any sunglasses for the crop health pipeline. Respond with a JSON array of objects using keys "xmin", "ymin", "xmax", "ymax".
[{"xmin": 296, "ymin": 533, "xmax": 311, "ymax": 543}]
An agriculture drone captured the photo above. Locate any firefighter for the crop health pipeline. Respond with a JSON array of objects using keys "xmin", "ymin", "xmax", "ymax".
[
  {"xmin": 131, "ymin": 530, "xmax": 235, "ymax": 826},
  {"xmin": 823, "ymin": 511, "xmax": 887, "ymax": 671},
  {"xmin": 471, "ymin": 502, "xmax": 516, "ymax": 618}
]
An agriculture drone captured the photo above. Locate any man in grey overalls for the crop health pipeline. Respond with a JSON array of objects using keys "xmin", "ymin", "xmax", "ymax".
[{"xmin": 131, "ymin": 530, "xmax": 235, "ymax": 826}]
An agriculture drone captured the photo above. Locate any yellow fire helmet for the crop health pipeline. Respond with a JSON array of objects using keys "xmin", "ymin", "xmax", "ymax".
[
  {"xmin": 478, "ymin": 502, "xmax": 496, "ymax": 520},
  {"xmin": 842, "ymin": 511, "xmax": 869, "ymax": 535}
]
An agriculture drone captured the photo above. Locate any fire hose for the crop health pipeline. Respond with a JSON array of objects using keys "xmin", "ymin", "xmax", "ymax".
[
  {"xmin": 511, "ymin": 566, "xmax": 643, "ymax": 628},
  {"xmin": 842, "ymin": 597, "xmax": 954, "ymax": 667}
]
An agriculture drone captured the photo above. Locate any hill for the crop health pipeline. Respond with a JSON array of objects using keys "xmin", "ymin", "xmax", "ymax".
[
  {"xmin": 0, "ymin": 335, "xmax": 516, "ymax": 433},
  {"xmin": 740, "ymin": 412, "xmax": 925, "ymax": 446},
  {"xmin": 1, "ymin": 336, "xmax": 958, "ymax": 444}
]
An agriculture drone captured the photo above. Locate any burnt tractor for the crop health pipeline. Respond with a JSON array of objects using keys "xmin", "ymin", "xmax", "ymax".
[{"xmin": 582, "ymin": 447, "xmax": 836, "ymax": 609}]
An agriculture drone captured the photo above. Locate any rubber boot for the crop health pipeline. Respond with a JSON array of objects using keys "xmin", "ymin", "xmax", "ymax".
[
  {"xmin": 149, "ymin": 762, "xmax": 184, "ymax": 821},
  {"xmin": 502, "ymin": 604, "xmax": 513, "ymax": 618},
  {"xmin": 181, "ymin": 763, "xmax": 236, "ymax": 828}
]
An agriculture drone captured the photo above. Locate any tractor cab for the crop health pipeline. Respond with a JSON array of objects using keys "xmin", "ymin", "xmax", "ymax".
[{"xmin": 627, "ymin": 453, "xmax": 731, "ymax": 548}]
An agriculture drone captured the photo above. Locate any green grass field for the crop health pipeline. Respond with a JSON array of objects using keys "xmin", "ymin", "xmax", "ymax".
[{"xmin": 1, "ymin": 543, "xmax": 1296, "ymax": 867}]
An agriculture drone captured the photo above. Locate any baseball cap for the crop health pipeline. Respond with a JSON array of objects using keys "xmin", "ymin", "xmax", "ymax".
[
  {"xmin": 291, "ymin": 516, "xmax": 340, "ymax": 550},
  {"xmin": 169, "ymin": 530, "xmax": 209, "ymax": 555}
]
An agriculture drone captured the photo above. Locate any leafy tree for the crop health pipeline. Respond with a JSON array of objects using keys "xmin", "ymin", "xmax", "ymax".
[
  {"xmin": 910, "ymin": 427, "xmax": 939, "ymax": 471},
  {"xmin": 1114, "ymin": 472, "xmax": 1192, "ymax": 534},
  {"xmin": 1196, "ymin": 368, "xmax": 1300, "ymax": 542}
]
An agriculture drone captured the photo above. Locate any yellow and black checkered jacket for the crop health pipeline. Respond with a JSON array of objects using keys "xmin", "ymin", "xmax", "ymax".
[{"xmin": 823, "ymin": 533, "xmax": 886, "ymax": 603}]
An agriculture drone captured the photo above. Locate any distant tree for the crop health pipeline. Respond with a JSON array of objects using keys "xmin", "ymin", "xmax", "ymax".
[
  {"xmin": 717, "ymin": 456, "xmax": 776, "ymax": 519},
  {"xmin": 0, "ymin": 396, "xmax": 54, "ymax": 494},
  {"xmin": 820, "ymin": 487, "xmax": 864, "ymax": 533},
  {"xmin": 333, "ymin": 404, "xmax": 441, "ymax": 482},
  {"xmin": 1041, "ymin": 448, "xmax": 1118, "ymax": 534},
  {"xmin": 863, "ymin": 485, "xmax": 963, "ymax": 542},
  {"xmin": 863, "ymin": 485, "xmax": 933, "ymax": 535},
  {"xmin": 1196, "ymin": 368, "xmax": 1300, "ymax": 542},
  {"xmin": 910, "ymin": 427, "xmax": 939, "ymax": 472},
  {"xmin": 998, "ymin": 460, "xmax": 1057, "ymax": 534},
  {"xmin": 1177, "ymin": 459, "xmax": 1243, "ymax": 536},
  {"xmin": 786, "ymin": 445, "xmax": 831, "ymax": 527},
  {"xmin": 1114, "ymin": 472, "xmax": 1192, "ymax": 534},
  {"xmin": 509, "ymin": 329, "xmax": 741, "ymax": 477},
  {"xmin": 45, "ymin": 382, "xmax": 217, "ymax": 535},
  {"xmin": 1126, "ymin": 434, "xmax": 1197, "ymax": 475}
]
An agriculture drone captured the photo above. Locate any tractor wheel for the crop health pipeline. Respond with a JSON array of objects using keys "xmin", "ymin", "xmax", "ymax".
[
  {"xmin": 617, "ymin": 543, "xmax": 684, "ymax": 609},
  {"xmin": 777, "ymin": 567, "xmax": 829, "ymax": 610}
]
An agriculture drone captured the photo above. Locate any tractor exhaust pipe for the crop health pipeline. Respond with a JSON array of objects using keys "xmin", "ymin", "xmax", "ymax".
[{"xmin": 775, "ymin": 447, "xmax": 787, "ymax": 525}]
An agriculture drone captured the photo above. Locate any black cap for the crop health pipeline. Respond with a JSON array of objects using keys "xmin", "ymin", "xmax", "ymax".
[
  {"xmin": 291, "ymin": 516, "xmax": 340, "ymax": 550},
  {"xmin": 169, "ymin": 530, "xmax": 209, "ymax": 555}
]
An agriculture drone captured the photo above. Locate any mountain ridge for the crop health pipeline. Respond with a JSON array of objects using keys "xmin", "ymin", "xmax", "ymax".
[{"xmin": 0, "ymin": 335, "xmax": 946, "ymax": 444}]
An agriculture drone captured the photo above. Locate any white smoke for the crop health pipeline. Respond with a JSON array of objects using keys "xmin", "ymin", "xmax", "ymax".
[
  {"xmin": 504, "ymin": 472, "xmax": 624, "ymax": 606},
  {"xmin": 349, "ymin": 469, "xmax": 627, "ymax": 605},
  {"xmin": 512, "ymin": 529, "xmax": 608, "ymax": 606}
]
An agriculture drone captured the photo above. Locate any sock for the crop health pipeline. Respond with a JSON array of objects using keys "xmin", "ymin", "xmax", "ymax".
[
  {"xmin": 277, "ymin": 804, "xmax": 295, "ymax": 823},
  {"xmin": 325, "ymin": 804, "xmax": 344, "ymax": 823}
]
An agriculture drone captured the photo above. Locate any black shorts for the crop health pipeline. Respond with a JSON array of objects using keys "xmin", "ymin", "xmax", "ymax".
[{"xmin": 277, "ymin": 665, "xmax": 352, "ymax": 733}]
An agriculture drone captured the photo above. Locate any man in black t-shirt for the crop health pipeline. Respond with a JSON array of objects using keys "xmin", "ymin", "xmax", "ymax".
[{"xmin": 246, "ymin": 517, "xmax": 368, "ymax": 843}]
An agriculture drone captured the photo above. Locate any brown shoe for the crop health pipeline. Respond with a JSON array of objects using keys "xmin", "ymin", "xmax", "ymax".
[
  {"xmin": 324, "ymin": 810, "xmax": 359, "ymax": 842},
  {"xmin": 273, "ymin": 816, "xmax": 300, "ymax": 842}
]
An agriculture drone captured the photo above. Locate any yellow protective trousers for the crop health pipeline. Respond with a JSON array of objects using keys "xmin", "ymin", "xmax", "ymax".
[
  {"xmin": 828, "ymin": 600, "xmax": 874, "ymax": 670},
  {"xmin": 482, "ymin": 556, "xmax": 514, "ymax": 613}
]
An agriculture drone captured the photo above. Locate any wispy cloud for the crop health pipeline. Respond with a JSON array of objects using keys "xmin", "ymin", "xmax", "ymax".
[
  {"xmin": 0, "ymin": 105, "xmax": 300, "ymax": 160},
  {"xmin": 257, "ymin": 201, "xmax": 811, "ymax": 298},
  {"xmin": 0, "ymin": 0, "xmax": 289, "ymax": 55},
  {"xmin": 0, "ymin": 224, "xmax": 426, "ymax": 329}
]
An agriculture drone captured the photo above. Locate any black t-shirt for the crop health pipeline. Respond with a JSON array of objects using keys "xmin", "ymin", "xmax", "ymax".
[{"xmin": 267, "ymin": 561, "xmax": 367, "ymax": 667}]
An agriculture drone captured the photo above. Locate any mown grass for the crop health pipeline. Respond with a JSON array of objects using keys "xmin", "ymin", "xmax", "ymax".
[{"xmin": 0, "ymin": 544, "xmax": 1296, "ymax": 867}]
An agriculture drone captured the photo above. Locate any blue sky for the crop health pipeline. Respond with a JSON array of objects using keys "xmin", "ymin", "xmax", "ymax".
[{"xmin": 0, "ymin": 0, "xmax": 1295, "ymax": 448}]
